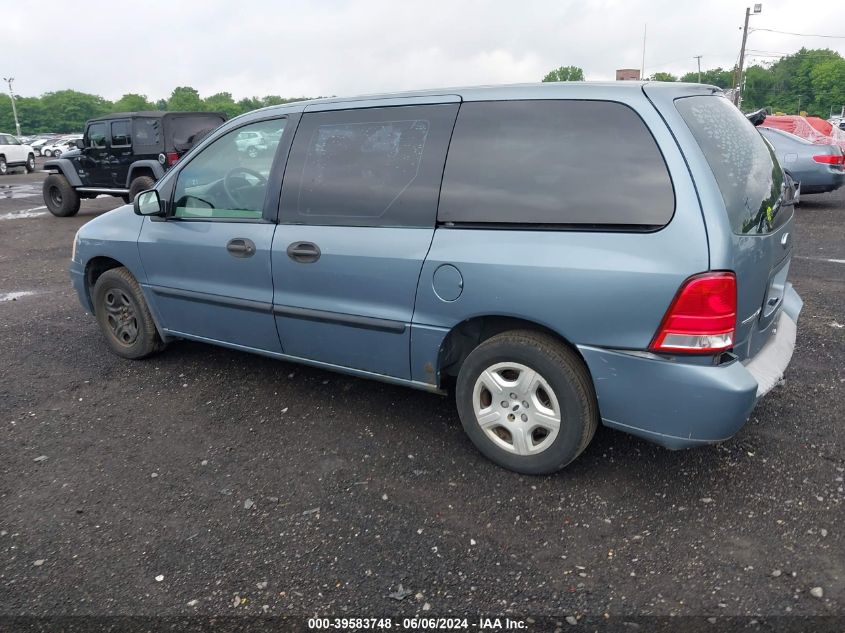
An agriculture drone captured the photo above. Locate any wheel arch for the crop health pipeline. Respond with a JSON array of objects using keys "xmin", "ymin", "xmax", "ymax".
[
  {"xmin": 436, "ymin": 315, "xmax": 591, "ymax": 388},
  {"xmin": 42, "ymin": 158, "xmax": 83, "ymax": 187},
  {"xmin": 125, "ymin": 160, "xmax": 164, "ymax": 188},
  {"xmin": 84, "ymin": 256, "xmax": 126, "ymax": 312}
]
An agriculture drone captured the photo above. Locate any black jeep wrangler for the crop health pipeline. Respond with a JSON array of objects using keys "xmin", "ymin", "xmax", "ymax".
[{"xmin": 42, "ymin": 111, "xmax": 225, "ymax": 217}]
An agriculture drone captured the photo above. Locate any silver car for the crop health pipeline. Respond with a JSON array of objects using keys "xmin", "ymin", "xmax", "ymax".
[{"xmin": 759, "ymin": 126, "xmax": 845, "ymax": 195}]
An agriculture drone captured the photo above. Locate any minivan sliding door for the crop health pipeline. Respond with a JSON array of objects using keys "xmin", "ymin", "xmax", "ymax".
[{"xmin": 272, "ymin": 101, "xmax": 459, "ymax": 380}]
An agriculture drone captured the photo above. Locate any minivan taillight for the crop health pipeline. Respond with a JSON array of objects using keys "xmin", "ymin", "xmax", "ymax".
[
  {"xmin": 812, "ymin": 154, "xmax": 845, "ymax": 165},
  {"xmin": 166, "ymin": 152, "xmax": 180, "ymax": 166},
  {"xmin": 650, "ymin": 272, "xmax": 737, "ymax": 354}
]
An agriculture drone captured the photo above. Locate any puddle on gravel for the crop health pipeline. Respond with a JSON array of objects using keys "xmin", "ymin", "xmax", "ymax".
[
  {"xmin": 0, "ymin": 207, "xmax": 48, "ymax": 220},
  {"xmin": 0, "ymin": 184, "xmax": 40, "ymax": 199},
  {"xmin": 0, "ymin": 290, "xmax": 39, "ymax": 302}
]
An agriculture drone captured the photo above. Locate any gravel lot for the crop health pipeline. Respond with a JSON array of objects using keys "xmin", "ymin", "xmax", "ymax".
[{"xmin": 1, "ymin": 161, "xmax": 843, "ymax": 622}]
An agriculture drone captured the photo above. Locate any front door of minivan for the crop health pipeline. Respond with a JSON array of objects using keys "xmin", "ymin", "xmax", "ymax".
[
  {"xmin": 272, "ymin": 101, "xmax": 459, "ymax": 379},
  {"xmin": 137, "ymin": 116, "xmax": 293, "ymax": 353}
]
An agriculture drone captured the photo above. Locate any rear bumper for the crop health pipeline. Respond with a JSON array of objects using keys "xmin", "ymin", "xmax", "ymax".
[{"xmin": 578, "ymin": 286, "xmax": 802, "ymax": 449}]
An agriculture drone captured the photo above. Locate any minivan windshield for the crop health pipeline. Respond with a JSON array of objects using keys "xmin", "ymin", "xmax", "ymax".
[{"xmin": 676, "ymin": 95, "xmax": 787, "ymax": 235}]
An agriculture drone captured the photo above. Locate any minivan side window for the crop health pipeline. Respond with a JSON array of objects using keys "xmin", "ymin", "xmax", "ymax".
[
  {"xmin": 172, "ymin": 118, "xmax": 285, "ymax": 220},
  {"xmin": 438, "ymin": 100, "xmax": 675, "ymax": 228},
  {"xmin": 279, "ymin": 104, "xmax": 459, "ymax": 228},
  {"xmin": 87, "ymin": 123, "xmax": 108, "ymax": 148}
]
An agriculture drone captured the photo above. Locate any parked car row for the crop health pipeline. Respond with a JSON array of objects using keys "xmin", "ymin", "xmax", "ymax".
[{"xmin": 40, "ymin": 136, "xmax": 83, "ymax": 157}]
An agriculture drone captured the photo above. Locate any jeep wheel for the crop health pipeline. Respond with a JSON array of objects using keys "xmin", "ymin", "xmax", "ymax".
[
  {"xmin": 25, "ymin": 154, "xmax": 36, "ymax": 174},
  {"xmin": 128, "ymin": 175, "xmax": 156, "ymax": 203},
  {"xmin": 0, "ymin": 156, "xmax": 7, "ymax": 175},
  {"xmin": 43, "ymin": 174, "xmax": 81, "ymax": 217}
]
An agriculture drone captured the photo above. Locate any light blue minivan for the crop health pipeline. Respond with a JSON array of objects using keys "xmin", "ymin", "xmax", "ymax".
[{"xmin": 69, "ymin": 82, "xmax": 802, "ymax": 474}]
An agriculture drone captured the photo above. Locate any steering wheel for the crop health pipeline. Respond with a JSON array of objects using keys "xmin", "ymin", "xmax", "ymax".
[{"xmin": 223, "ymin": 167, "xmax": 267, "ymax": 209}]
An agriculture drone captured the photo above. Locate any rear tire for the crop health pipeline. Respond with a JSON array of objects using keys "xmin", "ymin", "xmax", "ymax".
[
  {"xmin": 43, "ymin": 149, "xmax": 53, "ymax": 157},
  {"xmin": 53, "ymin": 149, "xmax": 62, "ymax": 157},
  {"xmin": 128, "ymin": 175, "xmax": 156, "ymax": 203},
  {"xmin": 43, "ymin": 174, "xmax": 81, "ymax": 217},
  {"xmin": 0, "ymin": 156, "xmax": 7, "ymax": 175},
  {"xmin": 92, "ymin": 267, "xmax": 165, "ymax": 359},
  {"xmin": 455, "ymin": 330, "xmax": 599, "ymax": 475},
  {"xmin": 25, "ymin": 154, "xmax": 35, "ymax": 173}
]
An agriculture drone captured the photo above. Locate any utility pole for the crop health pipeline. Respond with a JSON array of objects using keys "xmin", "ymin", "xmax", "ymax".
[
  {"xmin": 694, "ymin": 55, "xmax": 703, "ymax": 83},
  {"xmin": 3, "ymin": 77, "xmax": 21, "ymax": 137},
  {"xmin": 733, "ymin": 4, "xmax": 761, "ymax": 108},
  {"xmin": 641, "ymin": 24, "xmax": 647, "ymax": 80},
  {"xmin": 734, "ymin": 8, "xmax": 751, "ymax": 106}
]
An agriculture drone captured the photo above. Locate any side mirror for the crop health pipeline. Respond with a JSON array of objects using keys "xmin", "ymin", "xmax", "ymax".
[
  {"xmin": 75, "ymin": 139, "xmax": 85, "ymax": 150},
  {"xmin": 134, "ymin": 189, "xmax": 164, "ymax": 216}
]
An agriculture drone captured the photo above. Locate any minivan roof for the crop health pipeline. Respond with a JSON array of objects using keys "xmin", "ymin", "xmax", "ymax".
[{"xmin": 247, "ymin": 81, "xmax": 723, "ymax": 116}]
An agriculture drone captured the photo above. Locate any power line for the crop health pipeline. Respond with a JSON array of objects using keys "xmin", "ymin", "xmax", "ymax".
[{"xmin": 751, "ymin": 28, "xmax": 845, "ymax": 39}]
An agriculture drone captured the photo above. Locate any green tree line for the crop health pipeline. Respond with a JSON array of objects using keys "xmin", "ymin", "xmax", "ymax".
[
  {"xmin": 646, "ymin": 48, "xmax": 845, "ymax": 115},
  {"xmin": 543, "ymin": 48, "xmax": 845, "ymax": 116},
  {"xmin": 0, "ymin": 86, "xmax": 311, "ymax": 134}
]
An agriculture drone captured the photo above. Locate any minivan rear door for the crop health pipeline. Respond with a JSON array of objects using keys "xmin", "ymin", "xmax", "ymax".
[
  {"xmin": 667, "ymin": 91, "xmax": 796, "ymax": 360},
  {"xmin": 272, "ymin": 98, "xmax": 459, "ymax": 380}
]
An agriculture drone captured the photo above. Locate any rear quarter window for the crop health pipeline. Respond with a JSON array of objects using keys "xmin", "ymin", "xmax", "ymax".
[
  {"xmin": 437, "ymin": 100, "xmax": 675, "ymax": 228},
  {"xmin": 675, "ymin": 95, "xmax": 787, "ymax": 235}
]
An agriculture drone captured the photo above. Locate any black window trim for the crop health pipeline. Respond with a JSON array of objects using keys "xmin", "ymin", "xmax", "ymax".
[
  {"xmin": 435, "ymin": 98, "xmax": 677, "ymax": 234},
  {"xmin": 159, "ymin": 112, "xmax": 298, "ymax": 225}
]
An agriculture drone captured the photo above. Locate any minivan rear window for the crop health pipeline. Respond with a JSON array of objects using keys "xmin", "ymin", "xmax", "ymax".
[
  {"xmin": 675, "ymin": 95, "xmax": 786, "ymax": 235},
  {"xmin": 437, "ymin": 100, "xmax": 675, "ymax": 228}
]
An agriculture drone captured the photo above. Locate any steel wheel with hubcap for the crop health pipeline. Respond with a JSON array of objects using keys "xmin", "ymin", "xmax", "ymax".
[
  {"xmin": 473, "ymin": 362, "xmax": 563, "ymax": 455},
  {"xmin": 93, "ymin": 266, "xmax": 165, "ymax": 359},
  {"xmin": 456, "ymin": 330, "xmax": 599, "ymax": 474},
  {"xmin": 103, "ymin": 288, "xmax": 139, "ymax": 347}
]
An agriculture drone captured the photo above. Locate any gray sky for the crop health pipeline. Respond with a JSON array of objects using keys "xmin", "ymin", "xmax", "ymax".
[{"xmin": 5, "ymin": 0, "xmax": 844, "ymax": 100}]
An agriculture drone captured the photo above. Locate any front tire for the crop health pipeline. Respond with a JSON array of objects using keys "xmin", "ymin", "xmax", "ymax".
[
  {"xmin": 43, "ymin": 174, "xmax": 81, "ymax": 217},
  {"xmin": 43, "ymin": 149, "xmax": 53, "ymax": 157},
  {"xmin": 25, "ymin": 154, "xmax": 35, "ymax": 173},
  {"xmin": 455, "ymin": 330, "xmax": 599, "ymax": 475},
  {"xmin": 92, "ymin": 267, "xmax": 164, "ymax": 359},
  {"xmin": 128, "ymin": 175, "xmax": 156, "ymax": 202},
  {"xmin": 0, "ymin": 156, "xmax": 7, "ymax": 175},
  {"xmin": 53, "ymin": 149, "xmax": 62, "ymax": 157}
]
